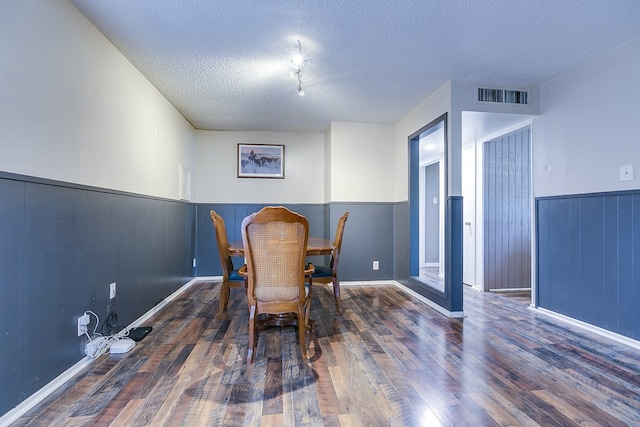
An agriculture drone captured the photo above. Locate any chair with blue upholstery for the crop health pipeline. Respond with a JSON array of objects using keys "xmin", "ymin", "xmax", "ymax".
[
  {"xmin": 210, "ymin": 210, "xmax": 246, "ymax": 319},
  {"xmin": 312, "ymin": 211, "xmax": 348, "ymax": 314}
]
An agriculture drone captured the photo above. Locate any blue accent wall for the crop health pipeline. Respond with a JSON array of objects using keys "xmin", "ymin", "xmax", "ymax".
[
  {"xmin": 537, "ymin": 190, "xmax": 640, "ymax": 340},
  {"xmin": 0, "ymin": 173, "xmax": 195, "ymax": 415}
]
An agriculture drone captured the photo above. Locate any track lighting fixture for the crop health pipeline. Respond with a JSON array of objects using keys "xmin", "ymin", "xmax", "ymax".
[{"xmin": 289, "ymin": 40, "xmax": 306, "ymax": 96}]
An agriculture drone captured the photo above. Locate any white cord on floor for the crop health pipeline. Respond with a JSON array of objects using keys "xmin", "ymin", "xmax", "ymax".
[{"xmin": 82, "ymin": 310, "xmax": 131, "ymax": 358}]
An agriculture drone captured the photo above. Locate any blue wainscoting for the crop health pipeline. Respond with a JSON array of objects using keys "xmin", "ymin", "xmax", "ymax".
[
  {"xmin": 536, "ymin": 190, "xmax": 640, "ymax": 340},
  {"xmin": 196, "ymin": 202, "xmax": 396, "ymax": 281},
  {"xmin": 0, "ymin": 173, "xmax": 195, "ymax": 416}
]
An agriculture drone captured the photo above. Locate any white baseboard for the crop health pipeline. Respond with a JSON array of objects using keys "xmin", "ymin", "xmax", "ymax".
[
  {"xmin": 0, "ymin": 357, "xmax": 95, "ymax": 427},
  {"xmin": 392, "ymin": 281, "xmax": 465, "ymax": 318},
  {"xmin": 125, "ymin": 277, "xmax": 211, "ymax": 329},
  {"xmin": 0, "ymin": 277, "xmax": 213, "ymax": 426},
  {"xmin": 318, "ymin": 279, "xmax": 465, "ymax": 318},
  {"xmin": 532, "ymin": 307, "xmax": 640, "ymax": 351}
]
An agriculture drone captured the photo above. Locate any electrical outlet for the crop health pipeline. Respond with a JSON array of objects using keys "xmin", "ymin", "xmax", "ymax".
[
  {"xmin": 109, "ymin": 282, "xmax": 116, "ymax": 299},
  {"xmin": 373, "ymin": 260, "xmax": 379, "ymax": 270},
  {"xmin": 77, "ymin": 314, "xmax": 90, "ymax": 337},
  {"xmin": 620, "ymin": 164, "xmax": 634, "ymax": 181}
]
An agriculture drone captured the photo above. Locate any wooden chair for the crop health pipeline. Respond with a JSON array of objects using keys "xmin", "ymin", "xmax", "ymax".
[
  {"xmin": 312, "ymin": 211, "xmax": 349, "ymax": 314},
  {"xmin": 210, "ymin": 210, "xmax": 245, "ymax": 319},
  {"xmin": 239, "ymin": 206, "xmax": 314, "ymax": 363}
]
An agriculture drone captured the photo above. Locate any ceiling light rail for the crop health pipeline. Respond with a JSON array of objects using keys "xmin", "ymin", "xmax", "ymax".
[{"xmin": 290, "ymin": 39, "xmax": 306, "ymax": 96}]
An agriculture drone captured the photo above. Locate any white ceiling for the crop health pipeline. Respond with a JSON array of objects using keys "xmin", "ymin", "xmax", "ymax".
[{"xmin": 71, "ymin": 0, "xmax": 640, "ymax": 134}]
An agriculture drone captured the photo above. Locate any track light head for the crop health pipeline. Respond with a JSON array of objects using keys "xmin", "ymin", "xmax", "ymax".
[{"xmin": 289, "ymin": 39, "xmax": 307, "ymax": 96}]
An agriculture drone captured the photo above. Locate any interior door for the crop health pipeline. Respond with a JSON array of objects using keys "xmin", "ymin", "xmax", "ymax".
[
  {"xmin": 483, "ymin": 127, "xmax": 531, "ymax": 290},
  {"xmin": 462, "ymin": 145, "xmax": 476, "ymax": 286}
]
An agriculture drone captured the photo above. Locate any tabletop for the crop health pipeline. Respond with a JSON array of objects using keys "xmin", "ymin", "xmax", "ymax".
[{"xmin": 228, "ymin": 236, "xmax": 333, "ymax": 257}]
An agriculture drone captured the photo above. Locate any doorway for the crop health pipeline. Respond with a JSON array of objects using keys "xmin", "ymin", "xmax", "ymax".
[
  {"xmin": 412, "ymin": 117, "xmax": 446, "ymax": 293},
  {"xmin": 408, "ymin": 112, "xmax": 465, "ymax": 317},
  {"xmin": 419, "ymin": 160, "xmax": 443, "ymax": 292},
  {"xmin": 422, "ymin": 161, "xmax": 440, "ymax": 268},
  {"xmin": 483, "ymin": 126, "xmax": 531, "ymax": 291}
]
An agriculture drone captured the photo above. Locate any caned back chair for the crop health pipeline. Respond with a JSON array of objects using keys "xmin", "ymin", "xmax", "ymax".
[
  {"xmin": 240, "ymin": 206, "xmax": 313, "ymax": 363},
  {"xmin": 312, "ymin": 211, "xmax": 348, "ymax": 314},
  {"xmin": 210, "ymin": 210, "xmax": 245, "ymax": 319}
]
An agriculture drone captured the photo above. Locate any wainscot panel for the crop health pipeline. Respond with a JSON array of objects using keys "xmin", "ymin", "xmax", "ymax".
[
  {"xmin": 196, "ymin": 202, "xmax": 396, "ymax": 281},
  {"xmin": 0, "ymin": 173, "xmax": 195, "ymax": 416},
  {"xmin": 536, "ymin": 190, "xmax": 640, "ymax": 341}
]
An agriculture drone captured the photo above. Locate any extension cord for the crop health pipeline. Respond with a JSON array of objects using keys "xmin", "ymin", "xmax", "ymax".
[
  {"xmin": 85, "ymin": 328, "xmax": 134, "ymax": 359},
  {"xmin": 85, "ymin": 337, "xmax": 109, "ymax": 358}
]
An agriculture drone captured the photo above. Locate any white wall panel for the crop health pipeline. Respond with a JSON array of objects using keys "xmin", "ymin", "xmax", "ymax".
[
  {"xmin": 194, "ymin": 130, "xmax": 324, "ymax": 203},
  {"xmin": 328, "ymin": 122, "xmax": 395, "ymax": 202},
  {"xmin": 394, "ymin": 82, "xmax": 452, "ymax": 202},
  {"xmin": 0, "ymin": 0, "xmax": 195, "ymax": 199},
  {"xmin": 532, "ymin": 37, "xmax": 640, "ymax": 197}
]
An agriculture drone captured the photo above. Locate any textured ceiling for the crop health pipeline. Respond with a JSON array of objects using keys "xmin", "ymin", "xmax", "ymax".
[{"xmin": 71, "ymin": 0, "xmax": 640, "ymax": 133}]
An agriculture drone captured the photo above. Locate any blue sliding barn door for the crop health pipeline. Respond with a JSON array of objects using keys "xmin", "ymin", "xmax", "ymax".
[{"xmin": 483, "ymin": 127, "xmax": 531, "ymax": 290}]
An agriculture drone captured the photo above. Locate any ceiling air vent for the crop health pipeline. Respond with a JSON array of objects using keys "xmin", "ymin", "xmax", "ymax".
[{"xmin": 478, "ymin": 88, "xmax": 530, "ymax": 105}]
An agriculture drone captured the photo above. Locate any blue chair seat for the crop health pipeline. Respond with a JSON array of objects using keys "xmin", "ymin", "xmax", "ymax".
[
  {"xmin": 311, "ymin": 264, "xmax": 332, "ymax": 278},
  {"xmin": 229, "ymin": 269, "xmax": 244, "ymax": 282}
]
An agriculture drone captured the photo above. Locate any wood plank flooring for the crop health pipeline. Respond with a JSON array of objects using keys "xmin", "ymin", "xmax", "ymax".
[{"xmin": 11, "ymin": 282, "xmax": 640, "ymax": 426}]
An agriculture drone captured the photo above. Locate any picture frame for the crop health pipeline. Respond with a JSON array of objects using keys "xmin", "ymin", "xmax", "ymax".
[{"xmin": 237, "ymin": 143, "xmax": 285, "ymax": 179}]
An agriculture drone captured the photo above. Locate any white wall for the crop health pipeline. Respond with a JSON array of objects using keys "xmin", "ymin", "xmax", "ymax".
[
  {"xmin": 327, "ymin": 122, "xmax": 395, "ymax": 202},
  {"xmin": 324, "ymin": 130, "xmax": 332, "ymax": 202},
  {"xmin": 532, "ymin": 36, "xmax": 640, "ymax": 197},
  {"xmin": 0, "ymin": 0, "xmax": 195, "ymax": 199},
  {"xmin": 394, "ymin": 81, "xmax": 452, "ymax": 202},
  {"xmin": 193, "ymin": 130, "xmax": 324, "ymax": 203}
]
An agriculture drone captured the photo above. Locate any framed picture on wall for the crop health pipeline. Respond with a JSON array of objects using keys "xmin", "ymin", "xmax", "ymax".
[{"xmin": 237, "ymin": 143, "xmax": 285, "ymax": 178}]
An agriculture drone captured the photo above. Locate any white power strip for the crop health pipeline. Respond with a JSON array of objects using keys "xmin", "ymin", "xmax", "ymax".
[
  {"xmin": 85, "ymin": 327, "xmax": 135, "ymax": 359},
  {"xmin": 109, "ymin": 338, "xmax": 135, "ymax": 354}
]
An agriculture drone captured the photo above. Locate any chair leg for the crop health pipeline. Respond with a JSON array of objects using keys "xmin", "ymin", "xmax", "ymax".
[
  {"xmin": 217, "ymin": 281, "xmax": 230, "ymax": 319},
  {"xmin": 305, "ymin": 279, "xmax": 312, "ymax": 329},
  {"xmin": 297, "ymin": 306, "xmax": 309, "ymax": 360},
  {"xmin": 332, "ymin": 276, "xmax": 343, "ymax": 315},
  {"xmin": 247, "ymin": 304, "xmax": 256, "ymax": 364}
]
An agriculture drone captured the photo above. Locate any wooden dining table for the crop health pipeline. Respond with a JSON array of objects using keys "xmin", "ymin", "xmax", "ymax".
[{"xmin": 228, "ymin": 236, "xmax": 333, "ymax": 257}]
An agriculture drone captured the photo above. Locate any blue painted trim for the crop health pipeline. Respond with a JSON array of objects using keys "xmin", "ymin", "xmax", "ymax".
[
  {"xmin": 409, "ymin": 137, "xmax": 420, "ymax": 277},
  {"xmin": 446, "ymin": 196, "xmax": 464, "ymax": 312}
]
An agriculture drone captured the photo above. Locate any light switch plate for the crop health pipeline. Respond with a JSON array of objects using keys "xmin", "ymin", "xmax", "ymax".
[{"xmin": 620, "ymin": 164, "xmax": 633, "ymax": 181}]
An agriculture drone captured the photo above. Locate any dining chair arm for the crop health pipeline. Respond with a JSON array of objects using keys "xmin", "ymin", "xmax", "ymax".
[
  {"xmin": 238, "ymin": 264, "xmax": 248, "ymax": 277},
  {"xmin": 304, "ymin": 263, "xmax": 315, "ymax": 276}
]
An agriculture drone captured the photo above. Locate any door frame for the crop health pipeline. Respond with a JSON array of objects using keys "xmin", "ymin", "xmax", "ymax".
[{"xmin": 408, "ymin": 112, "xmax": 463, "ymax": 315}]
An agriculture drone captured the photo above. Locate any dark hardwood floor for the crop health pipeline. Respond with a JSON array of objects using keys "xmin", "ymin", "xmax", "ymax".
[{"xmin": 11, "ymin": 281, "xmax": 640, "ymax": 426}]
